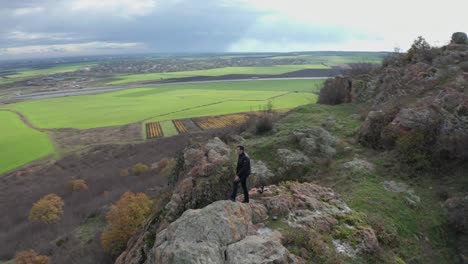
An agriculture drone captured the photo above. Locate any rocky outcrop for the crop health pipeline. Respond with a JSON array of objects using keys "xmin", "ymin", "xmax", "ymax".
[
  {"xmin": 152, "ymin": 182, "xmax": 379, "ymax": 263},
  {"xmin": 289, "ymin": 127, "xmax": 338, "ymax": 160},
  {"xmin": 358, "ymin": 88, "xmax": 468, "ymax": 160},
  {"xmin": 118, "ymin": 175, "xmax": 380, "ymax": 264},
  {"xmin": 318, "ymin": 33, "xmax": 468, "ymax": 160},
  {"xmin": 451, "ymin": 32, "xmax": 468, "ymax": 45}
]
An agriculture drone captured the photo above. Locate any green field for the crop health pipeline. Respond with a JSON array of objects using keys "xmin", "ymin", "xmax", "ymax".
[
  {"xmin": 0, "ymin": 111, "xmax": 55, "ymax": 174},
  {"xmin": 0, "ymin": 63, "xmax": 95, "ymax": 84},
  {"xmin": 108, "ymin": 64, "xmax": 329, "ymax": 85},
  {"xmin": 0, "ymin": 79, "xmax": 322, "ymax": 173},
  {"xmin": 5, "ymin": 79, "xmax": 322, "ymax": 129}
]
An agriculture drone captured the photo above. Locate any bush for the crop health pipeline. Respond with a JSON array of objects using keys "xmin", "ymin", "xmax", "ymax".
[
  {"xmin": 255, "ymin": 115, "xmax": 273, "ymax": 134},
  {"xmin": 29, "ymin": 194, "xmax": 64, "ymax": 224},
  {"xmin": 68, "ymin": 179, "xmax": 89, "ymax": 192},
  {"xmin": 100, "ymin": 192, "xmax": 153, "ymax": 255},
  {"xmin": 14, "ymin": 250, "xmax": 49, "ymax": 264},
  {"xmin": 406, "ymin": 36, "xmax": 438, "ymax": 63},
  {"xmin": 132, "ymin": 163, "xmax": 149, "ymax": 175},
  {"xmin": 317, "ymin": 77, "xmax": 352, "ymax": 105}
]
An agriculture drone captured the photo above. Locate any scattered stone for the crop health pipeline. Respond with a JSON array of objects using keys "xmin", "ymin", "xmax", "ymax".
[{"xmin": 383, "ymin": 181, "xmax": 421, "ymax": 207}]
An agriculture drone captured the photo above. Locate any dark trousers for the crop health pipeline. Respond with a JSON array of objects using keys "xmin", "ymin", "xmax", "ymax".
[{"xmin": 230, "ymin": 176, "xmax": 249, "ymax": 202}]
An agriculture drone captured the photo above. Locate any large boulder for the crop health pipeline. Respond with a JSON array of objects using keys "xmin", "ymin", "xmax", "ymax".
[
  {"xmin": 276, "ymin": 149, "xmax": 312, "ymax": 178},
  {"xmin": 451, "ymin": 32, "xmax": 468, "ymax": 45},
  {"xmin": 249, "ymin": 160, "xmax": 275, "ymax": 188},
  {"xmin": 152, "ymin": 201, "xmax": 257, "ymax": 263}
]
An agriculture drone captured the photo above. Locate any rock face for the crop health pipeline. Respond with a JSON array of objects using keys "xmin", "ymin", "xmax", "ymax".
[
  {"xmin": 117, "ymin": 173, "xmax": 380, "ymax": 264},
  {"xmin": 165, "ymin": 137, "xmax": 233, "ymax": 222},
  {"xmin": 145, "ymin": 182, "xmax": 380, "ymax": 264}
]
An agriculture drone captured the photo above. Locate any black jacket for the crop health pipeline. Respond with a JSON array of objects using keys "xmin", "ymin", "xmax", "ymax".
[{"xmin": 236, "ymin": 153, "xmax": 251, "ymax": 178}]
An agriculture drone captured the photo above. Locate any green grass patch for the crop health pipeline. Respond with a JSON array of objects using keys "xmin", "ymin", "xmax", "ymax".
[
  {"xmin": 160, "ymin": 120, "xmax": 179, "ymax": 137},
  {"xmin": 0, "ymin": 111, "xmax": 55, "ymax": 174},
  {"xmin": 108, "ymin": 64, "xmax": 329, "ymax": 85},
  {"xmin": 5, "ymin": 79, "xmax": 321, "ymax": 129}
]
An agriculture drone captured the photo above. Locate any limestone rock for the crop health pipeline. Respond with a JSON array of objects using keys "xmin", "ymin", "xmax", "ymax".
[
  {"xmin": 249, "ymin": 160, "xmax": 275, "ymax": 188},
  {"xmin": 342, "ymin": 158, "xmax": 375, "ymax": 172}
]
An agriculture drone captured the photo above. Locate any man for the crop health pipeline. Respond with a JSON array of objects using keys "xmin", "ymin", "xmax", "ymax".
[{"xmin": 230, "ymin": 145, "xmax": 251, "ymax": 203}]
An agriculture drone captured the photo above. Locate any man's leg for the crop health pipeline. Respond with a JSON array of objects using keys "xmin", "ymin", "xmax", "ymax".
[
  {"xmin": 240, "ymin": 176, "xmax": 249, "ymax": 203},
  {"xmin": 230, "ymin": 180, "xmax": 239, "ymax": 201}
]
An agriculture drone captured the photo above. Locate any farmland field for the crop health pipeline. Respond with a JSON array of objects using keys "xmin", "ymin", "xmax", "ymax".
[
  {"xmin": 0, "ymin": 111, "xmax": 55, "ymax": 174},
  {"xmin": 0, "ymin": 79, "xmax": 322, "ymax": 172},
  {"xmin": 5, "ymin": 79, "xmax": 322, "ymax": 129},
  {"xmin": 107, "ymin": 64, "xmax": 329, "ymax": 85}
]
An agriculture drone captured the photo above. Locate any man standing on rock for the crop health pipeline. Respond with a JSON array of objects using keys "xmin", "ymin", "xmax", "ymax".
[{"xmin": 230, "ymin": 145, "xmax": 251, "ymax": 203}]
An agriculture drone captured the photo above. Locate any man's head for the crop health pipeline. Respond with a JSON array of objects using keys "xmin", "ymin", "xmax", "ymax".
[{"xmin": 236, "ymin": 145, "xmax": 244, "ymax": 155}]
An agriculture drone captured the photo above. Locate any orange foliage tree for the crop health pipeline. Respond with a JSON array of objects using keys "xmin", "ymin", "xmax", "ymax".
[
  {"xmin": 14, "ymin": 249, "xmax": 49, "ymax": 264},
  {"xmin": 29, "ymin": 194, "xmax": 64, "ymax": 224},
  {"xmin": 101, "ymin": 192, "xmax": 153, "ymax": 254}
]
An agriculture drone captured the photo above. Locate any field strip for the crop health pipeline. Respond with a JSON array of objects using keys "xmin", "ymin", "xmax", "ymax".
[{"xmin": 0, "ymin": 109, "xmax": 49, "ymax": 132}]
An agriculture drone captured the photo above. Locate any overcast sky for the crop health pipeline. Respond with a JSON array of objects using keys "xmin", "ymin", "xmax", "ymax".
[{"xmin": 0, "ymin": 0, "xmax": 466, "ymax": 59}]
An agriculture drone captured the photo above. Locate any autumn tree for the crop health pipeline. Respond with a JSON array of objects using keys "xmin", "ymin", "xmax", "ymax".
[
  {"xmin": 29, "ymin": 194, "xmax": 64, "ymax": 224},
  {"xmin": 14, "ymin": 250, "xmax": 49, "ymax": 264},
  {"xmin": 101, "ymin": 192, "xmax": 153, "ymax": 254}
]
